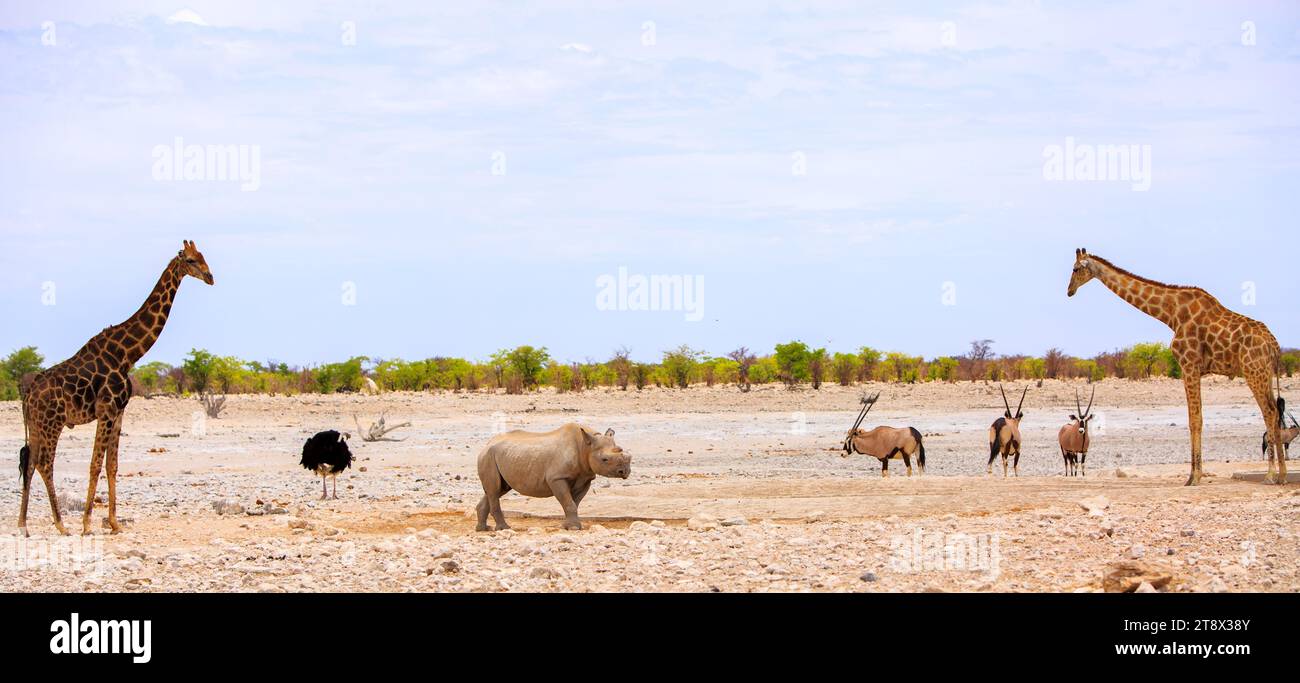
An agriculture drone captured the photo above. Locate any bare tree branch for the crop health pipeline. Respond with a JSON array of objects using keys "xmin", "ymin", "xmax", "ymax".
[{"xmin": 352, "ymin": 412, "xmax": 410, "ymax": 442}]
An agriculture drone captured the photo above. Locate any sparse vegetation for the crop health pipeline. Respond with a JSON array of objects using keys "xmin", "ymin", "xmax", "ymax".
[
  {"xmin": 0, "ymin": 338, "xmax": 1278, "ymax": 401},
  {"xmin": 0, "ymin": 346, "xmax": 44, "ymax": 400},
  {"xmin": 662, "ymin": 345, "xmax": 701, "ymax": 390},
  {"xmin": 774, "ymin": 341, "xmax": 812, "ymax": 389},
  {"xmin": 728, "ymin": 347, "xmax": 757, "ymax": 392}
]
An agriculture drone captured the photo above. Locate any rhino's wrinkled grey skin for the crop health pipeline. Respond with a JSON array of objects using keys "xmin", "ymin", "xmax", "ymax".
[{"xmin": 475, "ymin": 424, "xmax": 630, "ymax": 531}]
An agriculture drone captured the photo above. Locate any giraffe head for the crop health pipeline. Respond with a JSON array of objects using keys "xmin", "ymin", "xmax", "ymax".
[
  {"xmin": 178, "ymin": 240, "xmax": 215, "ymax": 285},
  {"xmin": 1067, "ymin": 247, "xmax": 1096, "ymax": 297}
]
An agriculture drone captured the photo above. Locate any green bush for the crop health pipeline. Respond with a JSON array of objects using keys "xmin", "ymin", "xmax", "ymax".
[
  {"xmin": 774, "ymin": 341, "xmax": 812, "ymax": 387},
  {"xmin": 661, "ymin": 345, "xmax": 701, "ymax": 389}
]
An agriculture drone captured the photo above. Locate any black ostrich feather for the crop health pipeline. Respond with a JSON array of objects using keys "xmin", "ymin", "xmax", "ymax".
[{"xmin": 300, "ymin": 430, "xmax": 354, "ymax": 474}]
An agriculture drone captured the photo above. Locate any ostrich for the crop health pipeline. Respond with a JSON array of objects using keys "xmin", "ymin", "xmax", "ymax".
[{"xmin": 300, "ymin": 430, "xmax": 354, "ymax": 500}]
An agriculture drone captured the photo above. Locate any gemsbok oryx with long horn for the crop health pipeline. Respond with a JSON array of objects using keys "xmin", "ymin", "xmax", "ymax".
[
  {"xmin": 842, "ymin": 392, "xmax": 926, "ymax": 477},
  {"xmin": 988, "ymin": 384, "xmax": 1027, "ymax": 477},
  {"xmin": 1261, "ymin": 398, "xmax": 1298, "ymax": 461},
  {"xmin": 1058, "ymin": 386, "xmax": 1096, "ymax": 476}
]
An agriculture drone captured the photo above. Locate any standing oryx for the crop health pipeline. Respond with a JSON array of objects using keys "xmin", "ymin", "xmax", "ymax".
[
  {"xmin": 1261, "ymin": 399, "xmax": 1298, "ymax": 461},
  {"xmin": 1058, "ymin": 386, "xmax": 1096, "ymax": 476},
  {"xmin": 842, "ymin": 392, "xmax": 926, "ymax": 477},
  {"xmin": 988, "ymin": 385, "xmax": 1027, "ymax": 477}
]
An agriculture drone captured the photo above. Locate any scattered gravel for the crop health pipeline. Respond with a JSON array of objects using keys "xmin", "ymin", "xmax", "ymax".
[{"xmin": 1, "ymin": 379, "xmax": 1295, "ymax": 593}]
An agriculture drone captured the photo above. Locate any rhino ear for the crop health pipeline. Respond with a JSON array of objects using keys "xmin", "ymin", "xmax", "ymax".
[{"xmin": 604, "ymin": 428, "xmax": 615, "ymax": 437}]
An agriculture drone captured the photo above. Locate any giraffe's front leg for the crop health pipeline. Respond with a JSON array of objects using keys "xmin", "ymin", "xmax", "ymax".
[
  {"xmin": 1182, "ymin": 371, "xmax": 1203, "ymax": 486},
  {"xmin": 104, "ymin": 417, "xmax": 124, "ymax": 534},
  {"xmin": 82, "ymin": 419, "xmax": 112, "ymax": 535}
]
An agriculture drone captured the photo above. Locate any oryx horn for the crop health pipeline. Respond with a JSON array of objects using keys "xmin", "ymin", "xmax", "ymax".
[{"xmin": 850, "ymin": 391, "xmax": 881, "ymax": 434}]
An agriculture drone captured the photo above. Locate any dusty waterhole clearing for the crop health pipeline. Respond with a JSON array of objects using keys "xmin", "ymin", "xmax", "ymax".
[{"xmin": 2, "ymin": 378, "xmax": 1297, "ymax": 593}]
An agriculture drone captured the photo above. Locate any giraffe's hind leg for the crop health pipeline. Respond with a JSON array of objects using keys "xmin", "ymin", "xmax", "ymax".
[
  {"xmin": 18, "ymin": 448, "xmax": 32, "ymax": 537},
  {"xmin": 1247, "ymin": 372, "xmax": 1285, "ymax": 485},
  {"xmin": 24, "ymin": 426, "xmax": 68, "ymax": 536},
  {"xmin": 37, "ymin": 464, "xmax": 69, "ymax": 536}
]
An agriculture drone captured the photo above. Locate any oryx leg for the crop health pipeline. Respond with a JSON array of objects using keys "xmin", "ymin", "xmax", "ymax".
[
  {"xmin": 900, "ymin": 450, "xmax": 912, "ymax": 477},
  {"xmin": 880, "ymin": 456, "xmax": 889, "ymax": 478}
]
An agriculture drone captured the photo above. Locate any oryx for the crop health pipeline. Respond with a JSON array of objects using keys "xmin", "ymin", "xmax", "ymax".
[
  {"xmin": 842, "ymin": 392, "xmax": 926, "ymax": 477},
  {"xmin": 1261, "ymin": 399, "xmax": 1298, "ymax": 462},
  {"xmin": 1057, "ymin": 386, "xmax": 1096, "ymax": 476},
  {"xmin": 988, "ymin": 384, "xmax": 1027, "ymax": 477}
]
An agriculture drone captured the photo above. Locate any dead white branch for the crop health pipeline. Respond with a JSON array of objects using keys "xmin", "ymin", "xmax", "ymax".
[
  {"xmin": 199, "ymin": 392, "xmax": 227, "ymax": 418},
  {"xmin": 352, "ymin": 412, "xmax": 410, "ymax": 442}
]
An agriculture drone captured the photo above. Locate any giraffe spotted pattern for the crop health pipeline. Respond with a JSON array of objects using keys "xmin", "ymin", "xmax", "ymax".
[
  {"xmin": 18, "ymin": 240, "xmax": 214, "ymax": 536},
  {"xmin": 1067, "ymin": 248, "xmax": 1286, "ymax": 486}
]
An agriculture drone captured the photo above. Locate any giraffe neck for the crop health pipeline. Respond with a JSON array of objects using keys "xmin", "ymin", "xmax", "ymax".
[
  {"xmin": 1091, "ymin": 259, "xmax": 1182, "ymax": 329},
  {"xmin": 119, "ymin": 257, "xmax": 186, "ymax": 366}
]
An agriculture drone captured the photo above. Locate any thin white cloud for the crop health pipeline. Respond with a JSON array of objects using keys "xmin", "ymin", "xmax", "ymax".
[{"xmin": 164, "ymin": 9, "xmax": 207, "ymax": 26}]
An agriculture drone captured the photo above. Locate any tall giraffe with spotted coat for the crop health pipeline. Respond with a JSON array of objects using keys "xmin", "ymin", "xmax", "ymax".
[
  {"xmin": 18, "ymin": 241, "xmax": 214, "ymax": 536},
  {"xmin": 1067, "ymin": 248, "xmax": 1286, "ymax": 486}
]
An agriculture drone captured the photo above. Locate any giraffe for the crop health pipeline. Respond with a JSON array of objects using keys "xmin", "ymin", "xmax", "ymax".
[
  {"xmin": 17, "ymin": 241, "xmax": 214, "ymax": 536},
  {"xmin": 1067, "ymin": 248, "xmax": 1286, "ymax": 486}
]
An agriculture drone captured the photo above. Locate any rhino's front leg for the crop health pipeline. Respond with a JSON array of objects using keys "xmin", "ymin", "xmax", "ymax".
[
  {"xmin": 572, "ymin": 478, "xmax": 592, "ymax": 507},
  {"xmin": 549, "ymin": 478, "xmax": 582, "ymax": 531}
]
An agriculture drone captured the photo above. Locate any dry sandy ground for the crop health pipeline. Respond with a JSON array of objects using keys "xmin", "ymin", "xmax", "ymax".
[{"xmin": 1, "ymin": 378, "xmax": 1297, "ymax": 593}]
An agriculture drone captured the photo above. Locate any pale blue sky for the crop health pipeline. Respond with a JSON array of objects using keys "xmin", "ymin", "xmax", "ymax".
[{"xmin": 1, "ymin": 1, "xmax": 1297, "ymax": 367}]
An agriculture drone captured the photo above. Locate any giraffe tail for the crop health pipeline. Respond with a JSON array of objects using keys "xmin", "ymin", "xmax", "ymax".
[{"xmin": 18, "ymin": 445, "xmax": 30, "ymax": 490}]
